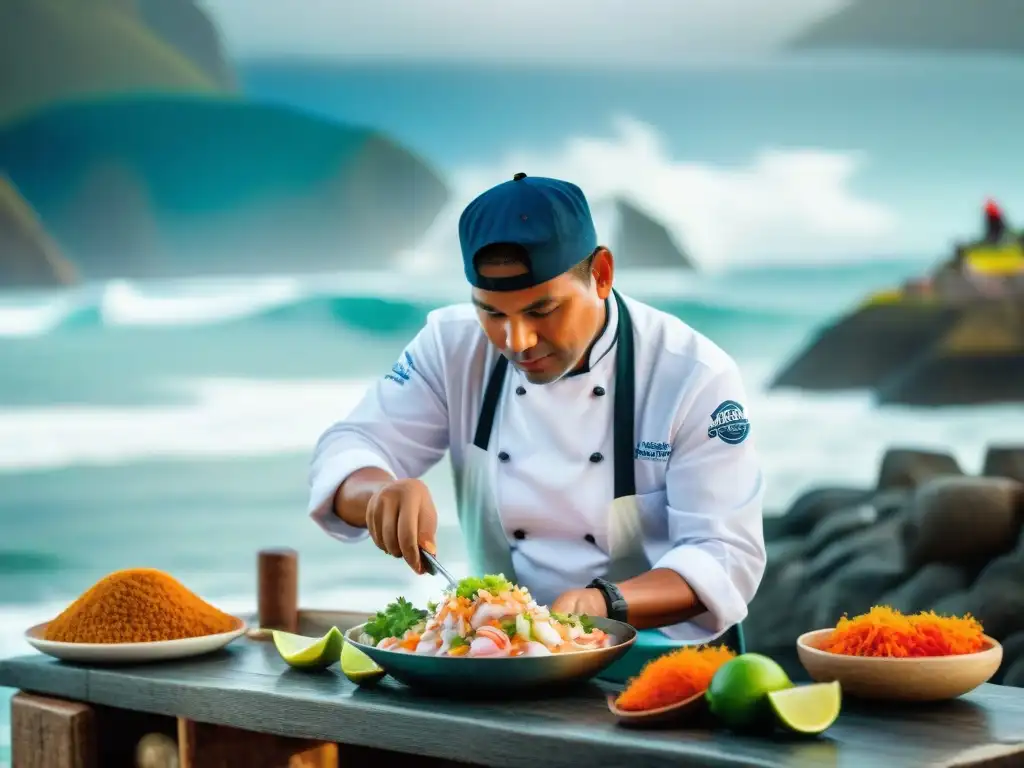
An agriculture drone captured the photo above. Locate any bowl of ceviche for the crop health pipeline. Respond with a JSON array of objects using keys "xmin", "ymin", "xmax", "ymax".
[{"xmin": 344, "ymin": 574, "xmax": 636, "ymax": 693}]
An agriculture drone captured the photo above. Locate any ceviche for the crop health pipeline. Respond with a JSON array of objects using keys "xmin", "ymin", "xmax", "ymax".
[{"xmin": 357, "ymin": 574, "xmax": 615, "ymax": 657}]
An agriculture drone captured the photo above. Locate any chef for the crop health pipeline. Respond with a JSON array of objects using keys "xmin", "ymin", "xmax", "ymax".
[{"xmin": 308, "ymin": 173, "xmax": 766, "ymax": 659}]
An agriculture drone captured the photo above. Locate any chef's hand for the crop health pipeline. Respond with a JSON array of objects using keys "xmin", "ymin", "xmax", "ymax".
[
  {"xmin": 551, "ymin": 588, "xmax": 608, "ymax": 619},
  {"xmin": 365, "ymin": 478, "xmax": 438, "ymax": 575}
]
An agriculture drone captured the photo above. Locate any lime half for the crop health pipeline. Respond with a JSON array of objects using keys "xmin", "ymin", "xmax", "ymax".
[
  {"xmin": 341, "ymin": 639, "xmax": 386, "ymax": 686},
  {"xmin": 272, "ymin": 626, "xmax": 344, "ymax": 670},
  {"xmin": 768, "ymin": 681, "xmax": 842, "ymax": 735}
]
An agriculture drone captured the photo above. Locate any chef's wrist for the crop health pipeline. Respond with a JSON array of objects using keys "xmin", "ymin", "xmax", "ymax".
[{"xmin": 334, "ymin": 467, "xmax": 393, "ymax": 528}]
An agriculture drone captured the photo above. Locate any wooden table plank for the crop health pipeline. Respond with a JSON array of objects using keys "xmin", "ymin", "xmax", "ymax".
[{"xmin": 4, "ymin": 641, "xmax": 1024, "ymax": 768}]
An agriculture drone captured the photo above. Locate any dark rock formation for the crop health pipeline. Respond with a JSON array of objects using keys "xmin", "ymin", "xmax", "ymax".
[
  {"xmin": 749, "ymin": 444, "xmax": 1024, "ymax": 686},
  {"xmin": 608, "ymin": 198, "xmax": 694, "ymax": 269},
  {"xmin": 0, "ymin": 0, "xmax": 222, "ymax": 124},
  {"xmin": 0, "ymin": 176, "xmax": 77, "ymax": 288},
  {"xmin": 875, "ymin": 300, "xmax": 1024, "ymax": 406},
  {"xmin": 769, "ymin": 300, "xmax": 961, "ymax": 391},
  {"xmin": 0, "ymin": 95, "xmax": 449, "ymax": 279},
  {"xmin": 770, "ymin": 296, "xmax": 1024, "ymax": 405},
  {"xmin": 789, "ymin": 0, "xmax": 1024, "ymax": 56}
]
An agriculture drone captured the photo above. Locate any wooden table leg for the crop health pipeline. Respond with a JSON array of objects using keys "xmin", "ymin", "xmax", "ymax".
[
  {"xmin": 177, "ymin": 718, "xmax": 337, "ymax": 768},
  {"xmin": 11, "ymin": 692, "xmax": 96, "ymax": 768}
]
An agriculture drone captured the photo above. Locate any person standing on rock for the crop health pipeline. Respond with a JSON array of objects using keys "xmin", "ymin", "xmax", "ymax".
[
  {"xmin": 307, "ymin": 173, "xmax": 766, "ymax": 677},
  {"xmin": 983, "ymin": 198, "xmax": 1008, "ymax": 244}
]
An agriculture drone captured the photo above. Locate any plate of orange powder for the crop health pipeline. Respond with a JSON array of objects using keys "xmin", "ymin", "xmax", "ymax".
[
  {"xmin": 25, "ymin": 568, "xmax": 247, "ymax": 663},
  {"xmin": 796, "ymin": 605, "xmax": 1003, "ymax": 701}
]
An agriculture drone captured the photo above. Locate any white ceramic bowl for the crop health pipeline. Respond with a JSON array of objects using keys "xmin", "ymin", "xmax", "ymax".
[{"xmin": 796, "ymin": 627, "xmax": 1003, "ymax": 701}]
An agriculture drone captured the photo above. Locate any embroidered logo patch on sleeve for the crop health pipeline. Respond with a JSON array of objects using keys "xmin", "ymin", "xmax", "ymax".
[
  {"xmin": 708, "ymin": 400, "xmax": 750, "ymax": 445},
  {"xmin": 384, "ymin": 350, "xmax": 417, "ymax": 386}
]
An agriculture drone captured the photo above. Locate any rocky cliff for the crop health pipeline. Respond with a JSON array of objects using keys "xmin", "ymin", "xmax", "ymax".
[
  {"xmin": 0, "ymin": 96, "xmax": 449, "ymax": 279},
  {"xmin": 0, "ymin": 177, "xmax": 77, "ymax": 289},
  {"xmin": 749, "ymin": 446, "xmax": 1024, "ymax": 687},
  {"xmin": 608, "ymin": 198, "xmax": 695, "ymax": 269},
  {"xmin": 790, "ymin": 0, "xmax": 1024, "ymax": 56},
  {"xmin": 0, "ymin": 0, "xmax": 226, "ymax": 124},
  {"xmin": 770, "ymin": 296, "xmax": 1024, "ymax": 405},
  {"xmin": 134, "ymin": 0, "xmax": 236, "ymax": 89}
]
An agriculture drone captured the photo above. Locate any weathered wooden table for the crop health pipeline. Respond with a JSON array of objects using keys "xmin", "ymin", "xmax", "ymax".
[
  {"xmin": 4, "ymin": 621, "xmax": 1024, "ymax": 768},
  {"xmin": 5, "ymin": 550, "xmax": 1024, "ymax": 768}
]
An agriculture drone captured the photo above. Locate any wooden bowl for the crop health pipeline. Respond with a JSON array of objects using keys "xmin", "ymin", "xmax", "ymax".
[
  {"xmin": 796, "ymin": 628, "xmax": 1003, "ymax": 701},
  {"xmin": 606, "ymin": 690, "xmax": 707, "ymax": 727}
]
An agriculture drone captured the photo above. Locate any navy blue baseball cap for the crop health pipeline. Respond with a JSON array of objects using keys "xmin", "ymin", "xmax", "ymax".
[{"xmin": 459, "ymin": 173, "xmax": 599, "ymax": 292}]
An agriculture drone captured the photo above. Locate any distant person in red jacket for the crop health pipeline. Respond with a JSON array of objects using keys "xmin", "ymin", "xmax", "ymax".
[{"xmin": 983, "ymin": 198, "xmax": 1008, "ymax": 244}]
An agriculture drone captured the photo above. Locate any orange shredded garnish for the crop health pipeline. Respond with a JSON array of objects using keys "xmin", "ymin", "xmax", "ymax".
[
  {"xmin": 822, "ymin": 605, "xmax": 986, "ymax": 658},
  {"xmin": 615, "ymin": 645, "xmax": 736, "ymax": 712}
]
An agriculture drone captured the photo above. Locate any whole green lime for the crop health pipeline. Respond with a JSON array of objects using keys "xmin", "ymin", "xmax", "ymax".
[{"xmin": 706, "ymin": 653, "xmax": 793, "ymax": 732}]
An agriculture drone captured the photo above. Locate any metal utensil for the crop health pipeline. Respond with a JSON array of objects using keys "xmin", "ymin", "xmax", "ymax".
[
  {"xmin": 344, "ymin": 618, "xmax": 637, "ymax": 695},
  {"xmin": 420, "ymin": 548, "xmax": 458, "ymax": 589}
]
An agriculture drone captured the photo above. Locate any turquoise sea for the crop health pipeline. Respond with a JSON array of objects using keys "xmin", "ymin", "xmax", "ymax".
[{"xmin": 2, "ymin": 52, "xmax": 1024, "ymax": 762}]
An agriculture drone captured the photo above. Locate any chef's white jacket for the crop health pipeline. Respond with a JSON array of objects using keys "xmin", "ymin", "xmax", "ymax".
[{"xmin": 309, "ymin": 292, "xmax": 766, "ymax": 643}]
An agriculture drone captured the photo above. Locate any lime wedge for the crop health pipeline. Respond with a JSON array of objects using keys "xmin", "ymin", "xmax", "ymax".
[
  {"xmin": 767, "ymin": 681, "xmax": 842, "ymax": 734},
  {"xmin": 272, "ymin": 626, "xmax": 344, "ymax": 670},
  {"xmin": 341, "ymin": 639, "xmax": 386, "ymax": 686}
]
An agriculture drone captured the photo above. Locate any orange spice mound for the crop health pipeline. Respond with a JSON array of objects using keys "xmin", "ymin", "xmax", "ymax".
[
  {"xmin": 43, "ymin": 568, "xmax": 239, "ymax": 644},
  {"xmin": 822, "ymin": 605, "xmax": 986, "ymax": 658},
  {"xmin": 615, "ymin": 645, "xmax": 736, "ymax": 712}
]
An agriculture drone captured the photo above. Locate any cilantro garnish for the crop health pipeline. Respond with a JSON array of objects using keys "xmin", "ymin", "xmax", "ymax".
[
  {"xmin": 363, "ymin": 597, "xmax": 428, "ymax": 644},
  {"xmin": 551, "ymin": 612, "xmax": 595, "ymax": 632},
  {"xmin": 453, "ymin": 574, "xmax": 513, "ymax": 600}
]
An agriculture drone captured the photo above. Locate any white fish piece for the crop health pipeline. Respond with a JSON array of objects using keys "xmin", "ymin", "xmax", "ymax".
[
  {"xmin": 531, "ymin": 620, "xmax": 563, "ymax": 648},
  {"xmin": 438, "ymin": 628, "xmax": 460, "ymax": 656},
  {"xmin": 468, "ymin": 636, "xmax": 507, "ymax": 657},
  {"xmin": 523, "ymin": 641, "xmax": 552, "ymax": 657},
  {"xmin": 471, "ymin": 602, "xmax": 517, "ymax": 628}
]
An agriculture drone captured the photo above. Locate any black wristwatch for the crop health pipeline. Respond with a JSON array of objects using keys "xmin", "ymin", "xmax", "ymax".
[{"xmin": 587, "ymin": 578, "xmax": 629, "ymax": 623}]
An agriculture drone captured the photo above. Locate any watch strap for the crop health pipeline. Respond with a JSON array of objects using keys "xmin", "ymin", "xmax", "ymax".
[{"xmin": 587, "ymin": 578, "xmax": 629, "ymax": 623}]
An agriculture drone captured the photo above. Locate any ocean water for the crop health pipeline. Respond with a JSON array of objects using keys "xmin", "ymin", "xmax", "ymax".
[{"xmin": 2, "ymin": 51, "xmax": 1024, "ymax": 762}]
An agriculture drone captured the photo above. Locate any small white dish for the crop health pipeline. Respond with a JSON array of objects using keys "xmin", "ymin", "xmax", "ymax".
[{"xmin": 24, "ymin": 619, "xmax": 247, "ymax": 664}]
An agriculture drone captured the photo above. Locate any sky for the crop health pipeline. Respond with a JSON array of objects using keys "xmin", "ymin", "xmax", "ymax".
[{"xmin": 200, "ymin": 0, "xmax": 849, "ymax": 65}]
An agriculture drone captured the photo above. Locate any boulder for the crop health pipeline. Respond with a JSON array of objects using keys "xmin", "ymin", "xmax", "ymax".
[
  {"xmin": 768, "ymin": 486, "xmax": 870, "ymax": 540},
  {"xmin": 983, "ymin": 445, "xmax": 1024, "ymax": 484},
  {"xmin": 925, "ymin": 538, "xmax": 1024, "ymax": 641},
  {"xmin": 878, "ymin": 563, "xmax": 972, "ymax": 614},
  {"xmin": 876, "ymin": 448, "xmax": 962, "ymax": 492},
  {"xmin": 802, "ymin": 504, "xmax": 880, "ymax": 561},
  {"xmin": 810, "ymin": 552, "xmax": 907, "ymax": 630},
  {"xmin": 904, "ymin": 476, "xmax": 1022, "ymax": 570},
  {"xmin": 1001, "ymin": 630, "xmax": 1024, "ymax": 686},
  {"xmin": 804, "ymin": 517, "xmax": 907, "ymax": 586}
]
